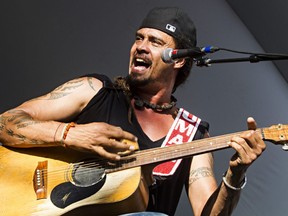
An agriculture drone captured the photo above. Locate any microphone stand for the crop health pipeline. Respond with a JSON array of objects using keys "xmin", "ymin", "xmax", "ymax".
[{"xmin": 195, "ymin": 53, "xmax": 288, "ymax": 67}]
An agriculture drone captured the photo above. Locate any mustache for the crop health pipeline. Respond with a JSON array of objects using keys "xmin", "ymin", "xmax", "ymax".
[{"xmin": 133, "ymin": 54, "xmax": 152, "ymax": 65}]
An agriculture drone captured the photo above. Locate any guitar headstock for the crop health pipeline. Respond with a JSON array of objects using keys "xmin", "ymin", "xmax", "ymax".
[{"xmin": 262, "ymin": 124, "xmax": 288, "ymax": 150}]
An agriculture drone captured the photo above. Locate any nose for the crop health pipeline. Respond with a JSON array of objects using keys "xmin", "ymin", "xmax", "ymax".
[{"xmin": 136, "ymin": 40, "xmax": 150, "ymax": 53}]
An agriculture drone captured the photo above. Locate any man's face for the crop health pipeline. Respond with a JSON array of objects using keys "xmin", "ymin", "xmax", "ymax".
[{"xmin": 128, "ymin": 28, "xmax": 177, "ymax": 89}]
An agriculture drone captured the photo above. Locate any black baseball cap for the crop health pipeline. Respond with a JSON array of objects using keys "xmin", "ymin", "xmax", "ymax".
[{"xmin": 139, "ymin": 7, "xmax": 197, "ymax": 48}]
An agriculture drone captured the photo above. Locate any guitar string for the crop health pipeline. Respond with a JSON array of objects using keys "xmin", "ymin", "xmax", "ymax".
[
  {"xmin": 44, "ymin": 139, "xmax": 230, "ymax": 179},
  {"xmin": 43, "ymin": 129, "xmax": 260, "ymax": 181},
  {"xmin": 40, "ymin": 135, "xmax": 234, "ymax": 182}
]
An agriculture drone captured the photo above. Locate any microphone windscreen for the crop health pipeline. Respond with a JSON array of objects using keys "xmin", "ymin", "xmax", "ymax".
[{"xmin": 161, "ymin": 48, "xmax": 174, "ymax": 63}]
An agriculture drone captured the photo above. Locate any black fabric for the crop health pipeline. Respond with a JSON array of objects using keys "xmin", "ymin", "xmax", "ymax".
[
  {"xmin": 73, "ymin": 74, "xmax": 209, "ymax": 216},
  {"xmin": 139, "ymin": 7, "xmax": 197, "ymax": 48}
]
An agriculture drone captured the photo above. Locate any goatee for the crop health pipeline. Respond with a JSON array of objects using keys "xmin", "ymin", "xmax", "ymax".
[{"xmin": 126, "ymin": 74, "xmax": 152, "ymax": 90}]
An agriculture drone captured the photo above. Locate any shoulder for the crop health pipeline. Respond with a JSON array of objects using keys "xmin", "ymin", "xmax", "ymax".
[
  {"xmin": 56, "ymin": 74, "xmax": 110, "ymax": 111},
  {"xmin": 81, "ymin": 73, "xmax": 112, "ymax": 83},
  {"xmin": 79, "ymin": 73, "xmax": 115, "ymax": 91}
]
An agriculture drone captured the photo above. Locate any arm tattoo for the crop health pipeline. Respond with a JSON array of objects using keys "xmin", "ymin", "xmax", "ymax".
[
  {"xmin": 0, "ymin": 109, "xmax": 45, "ymax": 144},
  {"xmin": 189, "ymin": 167, "xmax": 214, "ymax": 185},
  {"xmin": 87, "ymin": 77, "xmax": 96, "ymax": 91},
  {"xmin": 31, "ymin": 78, "xmax": 84, "ymax": 101},
  {"xmin": 0, "ymin": 115, "xmax": 8, "ymax": 132},
  {"xmin": 6, "ymin": 126, "xmax": 44, "ymax": 144},
  {"xmin": 6, "ymin": 109, "xmax": 40, "ymax": 129},
  {"xmin": 189, "ymin": 153, "xmax": 214, "ymax": 185}
]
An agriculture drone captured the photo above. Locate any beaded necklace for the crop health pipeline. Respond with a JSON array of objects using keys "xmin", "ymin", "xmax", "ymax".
[{"xmin": 133, "ymin": 95, "xmax": 177, "ymax": 112}]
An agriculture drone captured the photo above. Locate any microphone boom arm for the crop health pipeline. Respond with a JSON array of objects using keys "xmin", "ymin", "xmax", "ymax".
[{"xmin": 196, "ymin": 54, "xmax": 288, "ymax": 67}]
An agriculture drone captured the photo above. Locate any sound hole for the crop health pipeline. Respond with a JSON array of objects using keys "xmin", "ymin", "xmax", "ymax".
[{"xmin": 69, "ymin": 159, "xmax": 105, "ymax": 187}]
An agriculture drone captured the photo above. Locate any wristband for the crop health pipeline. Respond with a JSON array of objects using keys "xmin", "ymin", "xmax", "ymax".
[
  {"xmin": 54, "ymin": 123, "xmax": 63, "ymax": 143},
  {"xmin": 222, "ymin": 172, "xmax": 247, "ymax": 191},
  {"xmin": 60, "ymin": 122, "xmax": 76, "ymax": 147}
]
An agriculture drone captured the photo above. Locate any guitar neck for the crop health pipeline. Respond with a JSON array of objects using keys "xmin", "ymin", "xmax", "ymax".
[{"xmin": 107, "ymin": 128, "xmax": 265, "ymax": 173}]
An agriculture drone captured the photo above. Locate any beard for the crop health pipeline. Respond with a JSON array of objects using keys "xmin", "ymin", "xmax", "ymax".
[{"xmin": 126, "ymin": 73, "xmax": 154, "ymax": 91}]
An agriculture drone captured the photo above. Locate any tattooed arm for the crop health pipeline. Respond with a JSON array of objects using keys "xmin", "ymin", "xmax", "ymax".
[
  {"xmin": 189, "ymin": 118, "xmax": 265, "ymax": 215},
  {"xmin": 188, "ymin": 151, "xmax": 218, "ymax": 216},
  {"xmin": 0, "ymin": 76, "xmax": 137, "ymax": 160},
  {"xmin": 0, "ymin": 77, "xmax": 98, "ymax": 147},
  {"xmin": 188, "ymin": 130, "xmax": 241, "ymax": 216},
  {"xmin": 188, "ymin": 151, "xmax": 241, "ymax": 216}
]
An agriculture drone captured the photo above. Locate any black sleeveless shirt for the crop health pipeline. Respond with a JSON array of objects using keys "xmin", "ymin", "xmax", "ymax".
[{"xmin": 73, "ymin": 74, "xmax": 209, "ymax": 216}]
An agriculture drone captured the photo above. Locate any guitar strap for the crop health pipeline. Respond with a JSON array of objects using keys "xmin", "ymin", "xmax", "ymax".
[{"xmin": 152, "ymin": 108, "xmax": 201, "ymax": 176}]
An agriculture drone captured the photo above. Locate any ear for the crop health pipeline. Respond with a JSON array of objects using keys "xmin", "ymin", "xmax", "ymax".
[{"xmin": 173, "ymin": 58, "xmax": 186, "ymax": 69}]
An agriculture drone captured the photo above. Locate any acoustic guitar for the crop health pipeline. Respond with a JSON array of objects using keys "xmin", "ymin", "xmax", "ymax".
[{"xmin": 0, "ymin": 124, "xmax": 287, "ymax": 216}]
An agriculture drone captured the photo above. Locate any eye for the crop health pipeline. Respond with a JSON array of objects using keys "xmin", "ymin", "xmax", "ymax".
[
  {"xmin": 135, "ymin": 35, "xmax": 143, "ymax": 41},
  {"xmin": 150, "ymin": 37, "xmax": 164, "ymax": 47}
]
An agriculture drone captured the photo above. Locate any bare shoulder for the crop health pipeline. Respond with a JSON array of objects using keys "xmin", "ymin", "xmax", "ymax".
[
  {"xmin": 40, "ymin": 76, "xmax": 103, "ymax": 101},
  {"xmin": 48, "ymin": 76, "xmax": 104, "ymax": 112},
  {"xmin": 85, "ymin": 76, "xmax": 104, "ymax": 92},
  {"xmin": 52, "ymin": 76, "xmax": 103, "ymax": 96},
  {"xmin": 13, "ymin": 76, "xmax": 104, "ymax": 121}
]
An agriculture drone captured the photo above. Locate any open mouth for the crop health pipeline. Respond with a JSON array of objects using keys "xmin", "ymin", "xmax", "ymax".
[{"xmin": 133, "ymin": 57, "xmax": 152, "ymax": 69}]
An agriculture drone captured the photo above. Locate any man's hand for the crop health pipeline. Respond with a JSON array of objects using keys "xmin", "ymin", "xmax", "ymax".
[
  {"xmin": 224, "ymin": 117, "xmax": 266, "ymax": 188},
  {"xmin": 63, "ymin": 122, "xmax": 138, "ymax": 160},
  {"xmin": 229, "ymin": 117, "xmax": 266, "ymax": 173}
]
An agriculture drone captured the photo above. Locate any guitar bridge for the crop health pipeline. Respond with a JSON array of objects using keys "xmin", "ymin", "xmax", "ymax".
[{"xmin": 33, "ymin": 160, "xmax": 48, "ymax": 199}]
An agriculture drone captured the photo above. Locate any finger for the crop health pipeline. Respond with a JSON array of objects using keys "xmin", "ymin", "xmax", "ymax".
[
  {"xmin": 230, "ymin": 136, "xmax": 250, "ymax": 154},
  {"xmin": 107, "ymin": 138, "xmax": 136, "ymax": 151},
  {"xmin": 245, "ymin": 118, "xmax": 266, "ymax": 153},
  {"xmin": 229, "ymin": 135, "xmax": 255, "ymax": 163},
  {"xmin": 230, "ymin": 133, "xmax": 261, "ymax": 164},
  {"xmin": 229, "ymin": 140, "xmax": 251, "ymax": 169},
  {"xmin": 93, "ymin": 146, "xmax": 122, "ymax": 161},
  {"xmin": 242, "ymin": 130, "xmax": 266, "ymax": 155},
  {"xmin": 106, "ymin": 126, "xmax": 138, "ymax": 149},
  {"xmin": 247, "ymin": 117, "xmax": 257, "ymax": 130},
  {"xmin": 111, "ymin": 127, "xmax": 138, "ymax": 142}
]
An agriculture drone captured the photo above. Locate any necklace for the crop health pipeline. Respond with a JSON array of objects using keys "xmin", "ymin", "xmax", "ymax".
[{"xmin": 133, "ymin": 95, "xmax": 177, "ymax": 111}]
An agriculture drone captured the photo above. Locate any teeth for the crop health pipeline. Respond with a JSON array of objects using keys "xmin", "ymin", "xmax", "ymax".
[{"xmin": 136, "ymin": 58, "xmax": 145, "ymax": 63}]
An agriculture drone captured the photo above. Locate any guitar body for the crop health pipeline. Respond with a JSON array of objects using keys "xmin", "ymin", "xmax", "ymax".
[
  {"xmin": 0, "ymin": 146, "xmax": 149, "ymax": 216},
  {"xmin": 1, "ymin": 124, "xmax": 283, "ymax": 216}
]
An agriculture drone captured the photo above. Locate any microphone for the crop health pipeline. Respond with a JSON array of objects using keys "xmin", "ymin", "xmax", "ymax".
[{"xmin": 161, "ymin": 46, "xmax": 219, "ymax": 63}]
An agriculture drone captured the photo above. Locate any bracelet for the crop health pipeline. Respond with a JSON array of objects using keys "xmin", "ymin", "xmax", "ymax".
[
  {"xmin": 222, "ymin": 172, "xmax": 247, "ymax": 191},
  {"xmin": 54, "ymin": 123, "xmax": 63, "ymax": 143},
  {"xmin": 60, "ymin": 122, "xmax": 76, "ymax": 147}
]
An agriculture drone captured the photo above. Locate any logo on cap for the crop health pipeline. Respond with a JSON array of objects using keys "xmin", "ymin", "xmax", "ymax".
[{"xmin": 166, "ymin": 24, "xmax": 176, "ymax": 32}]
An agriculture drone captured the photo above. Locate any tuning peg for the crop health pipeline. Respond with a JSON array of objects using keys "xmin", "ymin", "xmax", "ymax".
[{"xmin": 282, "ymin": 143, "xmax": 288, "ymax": 151}]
